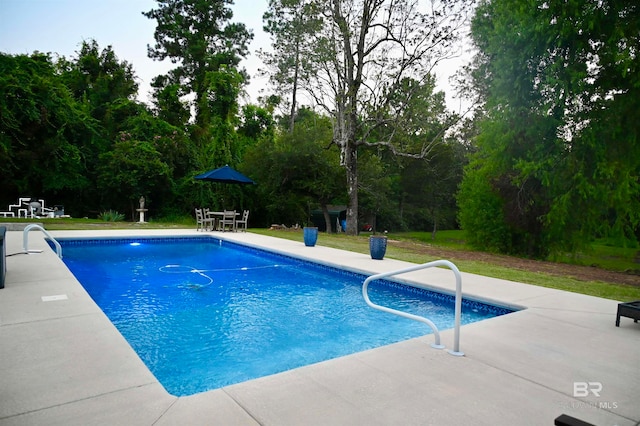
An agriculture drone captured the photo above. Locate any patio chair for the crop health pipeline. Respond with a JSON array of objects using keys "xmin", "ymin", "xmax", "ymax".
[
  {"xmin": 202, "ymin": 208, "xmax": 216, "ymax": 231},
  {"xmin": 217, "ymin": 210, "xmax": 236, "ymax": 232},
  {"xmin": 195, "ymin": 208, "xmax": 205, "ymax": 231},
  {"xmin": 195, "ymin": 208, "xmax": 214, "ymax": 231},
  {"xmin": 235, "ymin": 210, "xmax": 249, "ymax": 232}
]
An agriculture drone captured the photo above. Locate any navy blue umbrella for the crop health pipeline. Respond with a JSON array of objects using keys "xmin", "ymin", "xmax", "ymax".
[{"xmin": 194, "ymin": 165, "xmax": 256, "ymax": 185}]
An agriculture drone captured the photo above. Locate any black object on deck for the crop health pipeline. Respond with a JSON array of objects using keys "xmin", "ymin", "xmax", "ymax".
[
  {"xmin": 554, "ymin": 414, "xmax": 595, "ymax": 426},
  {"xmin": 0, "ymin": 226, "xmax": 6, "ymax": 289},
  {"xmin": 616, "ymin": 300, "xmax": 640, "ymax": 327}
]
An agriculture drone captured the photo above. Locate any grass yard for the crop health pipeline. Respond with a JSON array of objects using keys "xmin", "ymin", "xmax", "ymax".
[{"xmin": 251, "ymin": 228, "xmax": 640, "ymax": 302}]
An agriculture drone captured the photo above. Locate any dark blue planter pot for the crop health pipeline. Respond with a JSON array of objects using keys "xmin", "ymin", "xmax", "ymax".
[
  {"xmin": 303, "ymin": 227, "xmax": 318, "ymax": 247},
  {"xmin": 369, "ymin": 236, "xmax": 387, "ymax": 260}
]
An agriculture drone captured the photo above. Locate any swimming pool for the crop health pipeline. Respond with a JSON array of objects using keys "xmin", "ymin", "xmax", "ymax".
[{"xmin": 56, "ymin": 237, "xmax": 514, "ymax": 396}]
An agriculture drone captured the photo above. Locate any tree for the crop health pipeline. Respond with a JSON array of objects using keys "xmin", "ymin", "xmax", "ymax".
[
  {"xmin": 199, "ymin": 66, "xmax": 245, "ymax": 166},
  {"xmin": 150, "ymin": 73, "xmax": 190, "ymax": 127},
  {"xmin": 357, "ymin": 151, "xmax": 395, "ymax": 232},
  {"xmin": 54, "ymin": 41, "xmax": 163, "ymax": 215},
  {"xmin": 402, "ymin": 142, "xmax": 466, "ymax": 235},
  {"xmin": 242, "ymin": 108, "xmax": 345, "ymax": 228},
  {"xmin": 459, "ymin": 0, "xmax": 640, "ymax": 256},
  {"xmin": 360, "ymin": 76, "xmax": 463, "ymax": 234},
  {"xmin": 97, "ymin": 132, "xmax": 173, "ymax": 217},
  {"xmin": 261, "ymin": 0, "xmax": 323, "ymax": 132},
  {"xmin": 238, "ymin": 104, "xmax": 275, "ymax": 141},
  {"xmin": 57, "ymin": 39, "xmax": 138, "ymax": 124},
  {"xmin": 0, "ymin": 52, "xmax": 98, "ymax": 209},
  {"xmin": 301, "ymin": 0, "xmax": 474, "ymax": 235},
  {"xmin": 143, "ymin": 0, "xmax": 252, "ymax": 132}
]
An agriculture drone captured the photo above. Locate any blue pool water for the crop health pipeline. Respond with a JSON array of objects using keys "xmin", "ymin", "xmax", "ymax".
[{"xmin": 56, "ymin": 237, "xmax": 513, "ymax": 396}]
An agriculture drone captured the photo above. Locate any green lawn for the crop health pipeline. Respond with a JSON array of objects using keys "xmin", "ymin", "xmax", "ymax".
[
  {"xmin": 250, "ymin": 228, "xmax": 640, "ymax": 302},
  {"xmin": 396, "ymin": 230, "xmax": 640, "ymax": 273},
  {"xmin": 552, "ymin": 240, "xmax": 640, "ymax": 273}
]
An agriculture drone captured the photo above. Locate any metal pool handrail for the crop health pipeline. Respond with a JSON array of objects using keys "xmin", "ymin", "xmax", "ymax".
[
  {"xmin": 362, "ymin": 260, "xmax": 463, "ymax": 356},
  {"xmin": 22, "ymin": 224, "xmax": 62, "ymax": 258}
]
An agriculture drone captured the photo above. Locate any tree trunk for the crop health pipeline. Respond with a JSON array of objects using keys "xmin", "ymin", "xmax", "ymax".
[
  {"xmin": 345, "ymin": 143, "xmax": 358, "ymax": 235},
  {"xmin": 289, "ymin": 41, "xmax": 300, "ymax": 133},
  {"xmin": 432, "ymin": 216, "xmax": 438, "ymax": 240},
  {"xmin": 321, "ymin": 204, "xmax": 332, "ymax": 233}
]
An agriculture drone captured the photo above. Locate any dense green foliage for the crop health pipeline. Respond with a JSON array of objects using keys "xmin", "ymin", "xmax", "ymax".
[
  {"xmin": 143, "ymin": 0, "xmax": 252, "ymax": 160},
  {"xmin": 1, "ymin": 52, "xmax": 98, "ymax": 210},
  {"xmin": 458, "ymin": 0, "xmax": 640, "ymax": 257},
  {"xmin": 142, "ymin": 0, "xmax": 263, "ymax": 216},
  {"xmin": 3, "ymin": 0, "xmax": 638, "ymax": 263},
  {"xmin": 0, "ymin": 43, "xmax": 462, "ymax": 232},
  {"xmin": 0, "ymin": 44, "xmax": 197, "ymax": 218},
  {"xmin": 242, "ymin": 108, "xmax": 345, "ymax": 227}
]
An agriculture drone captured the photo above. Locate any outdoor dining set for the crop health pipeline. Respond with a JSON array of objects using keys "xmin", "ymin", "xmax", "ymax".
[
  {"xmin": 195, "ymin": 208, "xmax": 249, "ymax": 232},
  {"xmin": 192, "ymin": 165, "xmax": 254, "ymax": 233}
]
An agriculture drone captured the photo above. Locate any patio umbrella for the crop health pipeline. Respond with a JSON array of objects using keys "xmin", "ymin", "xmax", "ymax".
[{"xmin": 194, "ymin": 165, "xmax": 256, "ymax": 185}]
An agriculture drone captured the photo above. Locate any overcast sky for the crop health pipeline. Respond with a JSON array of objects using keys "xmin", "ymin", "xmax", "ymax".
[
  {"xmin": 0, "ymin": 0, "xmax": 270, "ymax": 104},
  {"xmin": 0, "ymin": 0, "xmax": 469, "ymax": 111}
]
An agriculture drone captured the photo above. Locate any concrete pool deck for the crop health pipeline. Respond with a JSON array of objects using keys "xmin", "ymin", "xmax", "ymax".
[{"xmin": 0, "ymin": 228, "xmax": 638, "ymax": 425}]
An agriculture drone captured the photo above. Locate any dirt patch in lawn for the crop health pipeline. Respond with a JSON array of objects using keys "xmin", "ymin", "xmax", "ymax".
[{"xmin": 388, "ymin": 240, "xmax": 640, "ymax": 288}]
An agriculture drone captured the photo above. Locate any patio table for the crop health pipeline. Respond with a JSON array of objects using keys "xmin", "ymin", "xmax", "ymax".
[{"xmin": 208, "ymin": 211, "xmax": 239, "ymax": 231}]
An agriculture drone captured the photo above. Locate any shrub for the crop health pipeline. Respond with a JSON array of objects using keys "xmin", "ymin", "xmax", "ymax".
[
  {"xmin": 457, "ymin": 165, "xmax": 510, "ymax": 253},
  {"xmin": 98, "ymin": 210, "xmax": 125, "ymax": 222}
]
